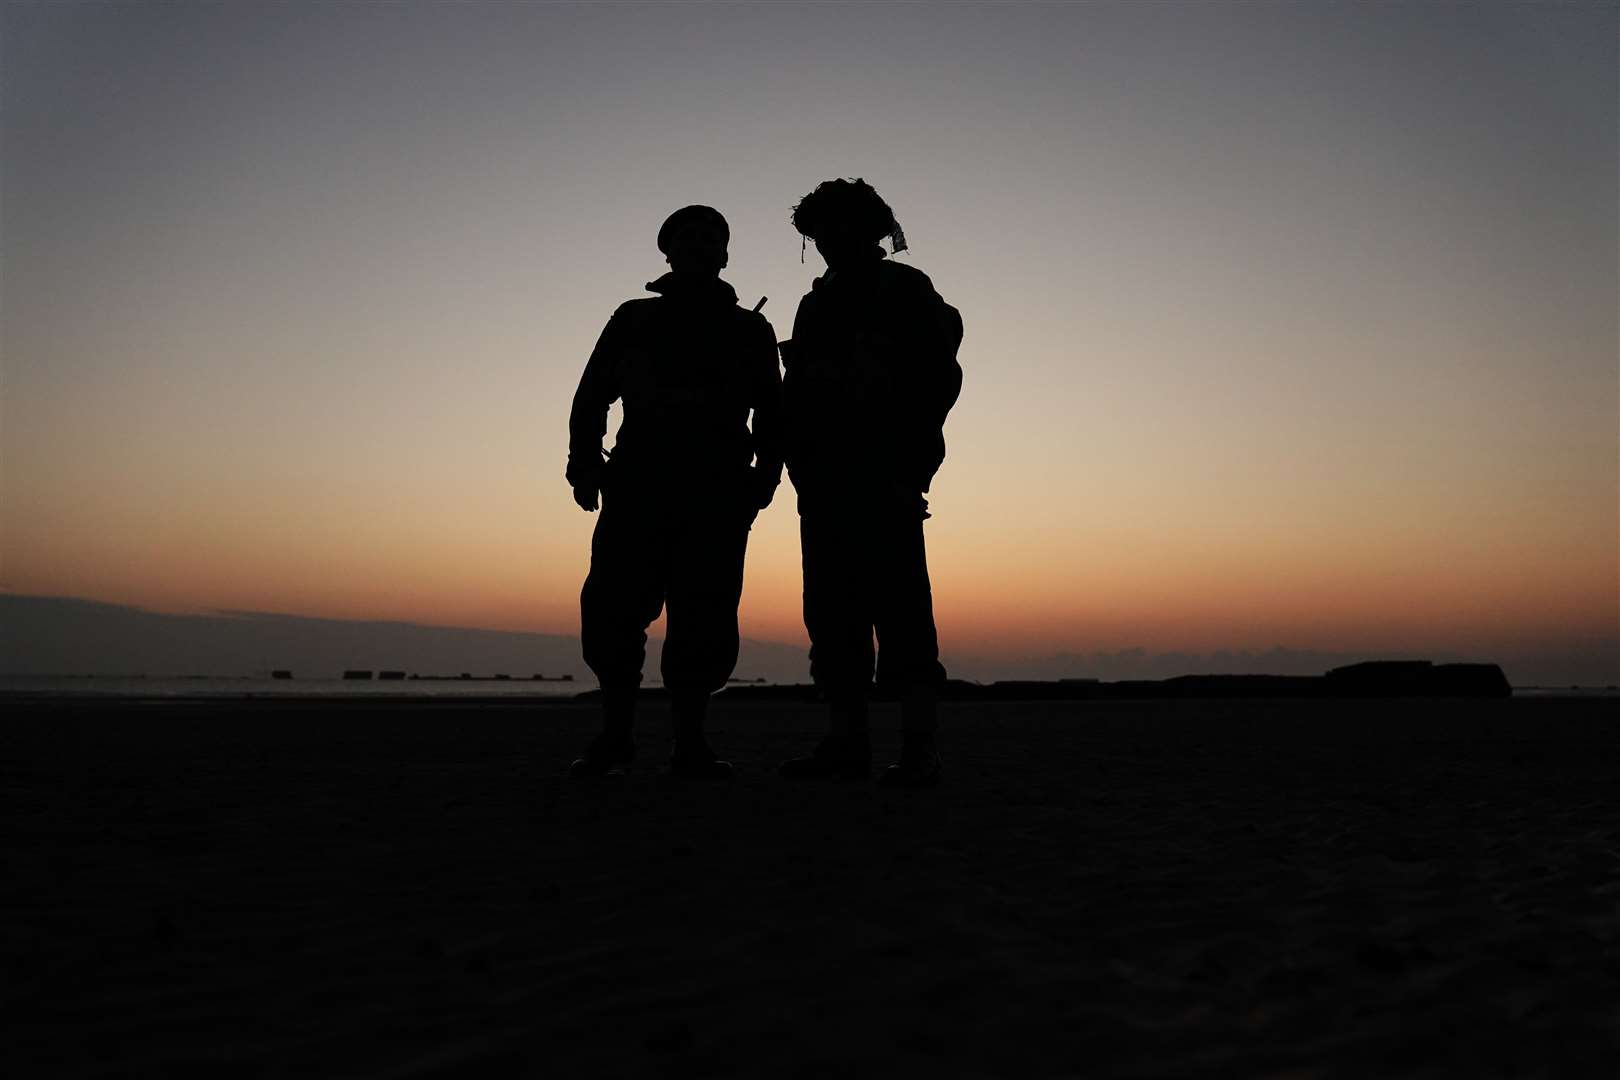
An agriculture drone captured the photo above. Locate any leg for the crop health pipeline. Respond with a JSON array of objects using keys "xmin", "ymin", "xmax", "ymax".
[
  {"xmin": 780, "ymin": 512, "xmax": 875, "ymax": 779},
  {"xmin": 573, "ymin": 498, "xmax": 667, "ymax": 775},
  {"xmin": 661, "ymin": 504, "xmax": 749, "ymax": 699},
  {"xmin": 801, "ymin": 512, "xmax": 877, "ymax": 709},
  {"xmin": 873, "ymin": 507, "xmax": 945, "ymax": 787},
  {"xmin": 660, "ymin": 501, "xmax": 752, "ymax": 778}
]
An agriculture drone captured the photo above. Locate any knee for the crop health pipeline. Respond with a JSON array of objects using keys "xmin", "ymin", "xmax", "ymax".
[{"xmin": 810, "ymin": 638, "xmax": 874, "ymax": 688}]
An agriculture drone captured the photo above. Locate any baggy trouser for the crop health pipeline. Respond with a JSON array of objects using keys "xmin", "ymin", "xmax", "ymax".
[
  {"xmin": 800, "ymin": 503, "xmax": 946, "ymax": 702},
  {"xmin": 580, "ymin": 491, "xmax": 753, "ymax": 695}
]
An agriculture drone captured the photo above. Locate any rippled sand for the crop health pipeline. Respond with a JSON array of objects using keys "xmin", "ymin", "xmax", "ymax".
[{"xmin": 6, "ymin": 695, "xmax": 1618, "ymax": 1077}]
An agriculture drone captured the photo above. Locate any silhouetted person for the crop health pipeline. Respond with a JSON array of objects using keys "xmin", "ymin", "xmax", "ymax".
[
  {"xmin": 566, "ymin": 205, "xmax": 782, "ymax": 778},
  {"xmin": 776, "ymin": 179, "xmax": 963, "ymax": 787}
]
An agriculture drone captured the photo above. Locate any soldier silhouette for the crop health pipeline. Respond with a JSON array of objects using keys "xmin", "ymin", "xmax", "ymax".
[
  {"xmin": 566, "ymin": 205, "xmax": 782, "ymax": 778},
  {"xmin": 776, "ymin": 179, "xmax": 963, "ymax": 787}
]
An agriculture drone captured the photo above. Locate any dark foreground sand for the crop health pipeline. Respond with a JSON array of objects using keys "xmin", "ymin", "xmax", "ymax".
[{"xmin": 5, "ymin": 695, "xmax": 1618, "ymax": 1078}]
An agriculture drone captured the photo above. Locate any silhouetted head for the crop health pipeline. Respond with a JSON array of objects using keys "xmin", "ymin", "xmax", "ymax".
[
  {"xmin": 791, "ymin": 178, "xmax": 907, "ymax": 269},
  {"xmin": 657, "ymin": 205, "xmax": 729, "ymax": 276}
]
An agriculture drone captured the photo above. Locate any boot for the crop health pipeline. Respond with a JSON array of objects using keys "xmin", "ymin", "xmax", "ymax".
[
  {"xmin": 568, "ymin": 733, "xmax": 635, "ymax": 777},
  {"xmin": 877, "ymin": 734, "xmax": 942, "ymax": 788},
  {"xmin": 778, "ymin": 732, "xmax": 872, "ymax": 779},
  {"xmin": 780, "ymin": 695, "xmax": 870, "ymax": 779},
  {"xmin": 569, "ymin": 686, "xmax": 636, "ymax": 777},
  {"xmin": 879, "ymin": 686, "xmax": 941, "ymax": 788},
  {"xmin": 669, "ymin": 691, "xmax": 733, "ymax": 780}
]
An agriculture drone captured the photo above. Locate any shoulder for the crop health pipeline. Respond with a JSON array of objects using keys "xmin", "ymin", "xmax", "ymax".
[
  {"xmin": 611, "ymin": 297, "xmax": 661, "ymax": 320},
  {"xmin": 736, "ymin": 305, "xmax": 774, "ymax": 335},
  {"xmin": 876, "ymin": 260, "xmax": 940, "ymax": 299},
  {"xmin": 724, "ymin": 302, "xmax": 767, "ymax": 327},
  {"xmin": 883, "ymin": 261, "xmax": 959, "ymax": 328},
  {"xmin": 711, "ymin": 302, "xmax": 773, "ymax": 347},
  {"xmin": 794, "ymin": 279, "xmax": 829, "ymax": 320},
  {"xmin": 604, "ymin": 297, "xmax": 663, "ymax": 338}
]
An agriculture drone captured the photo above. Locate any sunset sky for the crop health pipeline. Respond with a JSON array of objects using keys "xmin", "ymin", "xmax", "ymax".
[{"xmin": 3, "ymin": 2, "xmax": 1615, "ymax": 684}]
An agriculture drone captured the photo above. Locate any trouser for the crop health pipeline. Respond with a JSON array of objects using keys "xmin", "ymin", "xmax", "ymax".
[
  {"xmin": 580, "ymin": 486, "xmax": 754, "ymax": 694},
  {"xmin": 800, "ymin": 500, "xmax": 946, "ymax": 701}
]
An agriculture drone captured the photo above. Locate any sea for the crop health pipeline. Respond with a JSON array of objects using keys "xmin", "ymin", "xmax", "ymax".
[
  {"xmin": 1, "ymin": 676, "xmax": 1612, "ymax": 702},
  {"xmin": 0, "ymin": 676, "xmax": 593, "ymax": 700}
]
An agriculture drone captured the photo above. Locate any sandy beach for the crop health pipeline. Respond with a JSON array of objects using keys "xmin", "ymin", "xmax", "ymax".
[{"xmin": 6, "ymin": 694, "xmax": 1618, "ymax": 1078}]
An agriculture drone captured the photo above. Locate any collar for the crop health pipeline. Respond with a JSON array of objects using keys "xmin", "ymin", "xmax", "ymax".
[
  {"xmin": 644, "ymin": 272, "xmax": 738, "ymax": 305},
  {"xmin": 813, "ymin": 247, "xmax": 888, "ymax": 291}
]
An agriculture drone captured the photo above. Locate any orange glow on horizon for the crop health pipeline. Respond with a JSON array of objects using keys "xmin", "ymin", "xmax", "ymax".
[{"xmin": 3, "ymin": 2, "xmax": 1614, "ymax": 684}]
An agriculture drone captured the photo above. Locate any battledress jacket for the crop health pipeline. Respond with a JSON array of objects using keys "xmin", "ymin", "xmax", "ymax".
[
  {"xmin": 567, "ymin": 273, "xmax": 782, "ymax": 504},
  {"xmin": 781, "ymin": 257, "xmax": 963, "ymax": 508}
]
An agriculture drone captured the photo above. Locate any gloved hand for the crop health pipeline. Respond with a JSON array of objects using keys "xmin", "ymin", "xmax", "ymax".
[{"xmin": 566, "ymin": 450, "xmax": 607, "ymax": 512}]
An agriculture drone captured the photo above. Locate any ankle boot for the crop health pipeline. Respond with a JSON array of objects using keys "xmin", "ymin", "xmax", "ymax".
[
  {"xmin": 569, "ymin": 686, "xmax": 636, "ymax": 777},
  {"xmin": 669, "ymin": 692, "xmax": 733, "ymax": 779},
  {"xmin": 880, "ymin": 686, "xmax": 941, "ymax": 787},
  {"xmin": 780, "ymin": 697, "xmax": 871, "ymax": 779},
  {"xmin": 879, "ymin": 733, "xmax": 942, "ymax": 788}
]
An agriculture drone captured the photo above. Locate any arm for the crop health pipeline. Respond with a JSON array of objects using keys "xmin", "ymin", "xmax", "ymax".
[
  {"xmin": 566, "ymin": 308, "xmax": 626, "ymax": 510},
  {"xmin": 777, "ymin": 292, "xmax": 816, "ymax": 482},
  {"xmin": 747, "ymin": 315, "xmax": 785, "ymax": 509},
  {"xmin": 924, "ymin": 297, "xmax": 964, "ymax": 429},
  {"xmin": 901, "ymin": 272, "xmax": 962, "ymax": 426},
  {"xmin": 898, "ymin": 275, "xmax": 963, "ymax": 491}
]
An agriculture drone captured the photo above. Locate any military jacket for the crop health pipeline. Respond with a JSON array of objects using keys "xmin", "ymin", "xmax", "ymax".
[
  {"xmin": 568, "ymin": 273, "xmax": 782, "ymax": 501},
  {"xmin": 782, "ymin": 257, "xmax": 962, "ymax": 504}
]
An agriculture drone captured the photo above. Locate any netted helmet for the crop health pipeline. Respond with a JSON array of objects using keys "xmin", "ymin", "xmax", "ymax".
[{"xmin": 790, "ymin": 178, "xmax": 907, "ymax": 257}]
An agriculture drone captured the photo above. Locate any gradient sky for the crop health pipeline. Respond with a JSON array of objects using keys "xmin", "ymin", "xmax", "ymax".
[{"xmin": 3, "ymin": 2, "xmax": 1616, "ymax": 684}]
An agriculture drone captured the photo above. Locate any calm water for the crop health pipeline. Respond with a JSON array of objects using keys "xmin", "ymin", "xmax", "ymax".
[
  {"xmin": 0, "ymin": 676, "xmax": 591, "ymax": 700},
  {"xmin": 1, "ymin": 677, "xmax": 1610, "ymax": 702}
]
